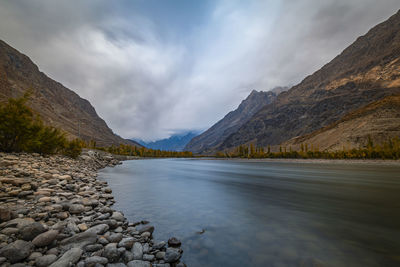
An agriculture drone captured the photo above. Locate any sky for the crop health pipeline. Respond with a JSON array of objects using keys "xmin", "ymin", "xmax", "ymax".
[{"xmin": 0, "ymin": 0, "xmax": 399, "ymax": 141}]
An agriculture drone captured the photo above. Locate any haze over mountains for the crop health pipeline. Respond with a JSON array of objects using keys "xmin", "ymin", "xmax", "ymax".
[
  {"xmin": 184, "ymin": 9, "xmax": 400, "ymax": 153},
  {"xmin": 0, "ymin": 40, "xmax": 140, "ymax": 147},
  {"xmin": 135, "ymin": 132, "xmax": 198, "ymax": 152}
]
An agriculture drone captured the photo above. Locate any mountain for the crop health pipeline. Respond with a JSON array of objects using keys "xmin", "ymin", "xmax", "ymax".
[
  {"xmin": 282, "ymin": 94, "xmax": 400, "ymax": 151},
  {"xmin": 136, "ymin": 132, "xmax": 198, "ymax": 151},
  {"xmin": 185, "ymin": 90, "xmax": 277, "ymax": 154},
  {"xmin": 270, "ymin": 86, "xmax": 289, "ymax": 95},
  {"xmin": 0, "ymin": 40, "xmax": 141, "ymax": 147},
  {"xmin": 218, "ymin": 9, "xmax": 400, "ymax": 151}
]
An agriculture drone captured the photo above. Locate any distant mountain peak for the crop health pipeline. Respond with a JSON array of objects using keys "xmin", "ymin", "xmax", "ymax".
[
  {"xmin": 218, "ymin": 9, "xmax": 400, "ymax": 151},
  {"xmin": 184, "ymin": 88, "xmax": 282, "ymax": 154},
  {"xmin": 134, "ymin": 131, "xmax": 198, "ymax": 151}
]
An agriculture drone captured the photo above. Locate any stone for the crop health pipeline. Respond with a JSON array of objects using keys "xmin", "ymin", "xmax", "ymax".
[
  {"xmin": 21, "ymin": 183, "xmax": 31, "ymax": 191},
  {"xmin": 46, "ymin": 247, "xmax": 59, "ymax": 255},
  {"xmin": 85, "ymin": 255, "xmax": 109, "ymax": 266},
  {"xmin": 164, "ymin": 248, "xmax": 181, "ymax": 263},
  {"xmin": 137, "ymin": 225, "xmax": 154, "ymax": 235},
  {"xmin": 122, "ymin": 251, "xmax": 134, "ymax": 262},
  {"xmin": 118, "ymin": 237, "xmax": 134, "ymax": 249},
  {"xmin": 153, "ymin": 241, "xmax": 166, "ymax": 250},
  {"xmin": 86, "ymin": 223, "xmax": 109, "ymax": 235},
  {"xmin": 106, "ymin": 233, "xmax": 123, "ymax": 243},
  {"xmin": 77, "ymin": 223, "xmax": 88, "ymax": 231},
  {"xmin": 141, "ymin": 232, "xmax": 151, "ymax": 238},
  {"xmin": 1, "ymin": 227, "xmax": 19, "ymax": 235},
  {"xmin": 59, "ymin": 230, "xmax": 97, "ymax": 250},
  {"xmin": 103, "ymin": 243, "xmax": 119, "ymax": 262},
  {"xmin": 85, "ymin": 244, "xmax": 103, "ymax": 252},
  {"xmin": 143, "ymin": 254, "xmax": 155, "ymax": 261},
  {"xmin": 168, "ymin": 237, "xmax": 181, "ymax": 247},
  {"xmin": 127, "ymin": 260, "xmax": 151, "ymax": 267},
  {"xmin": 20, "ymin": 222, "xmax": 46, "ymax": 241},
  {"xmin": 142, "ymin": 243, "xmax": 149, "ymax": 254},
  {"xmin": 32, "ymin": 230, "xmax": 58, "ymax": 247},
  {"xmin": 0, "ymin": 240, "xmax": 33, "ymax": 263},
  {"xmin": 28, "ymin": 251, "xmax": 42, "ymax": 260},
  {"xmin": 35, "ymin": 254, "xmax": 58, "ymax": 267},
  {"xmin": 69, "ymin": 204, "xmax": 85, "ymax": 214},
  {"xmin": 132, "ymin": 242, "xmax": 143, "ymax": 260},
  {"xmin": 49, "ymin": 247, "xmax": 83, "ymax": 267},
  {"xmin": 155, "ymin": 251, "xmax": 165, "ymax": 260},
  {"xmin": 111, "ymin": 211, "xmax": 125, "ymax": 222},
  {"xmin": 6, "ymin": 218, "xmax": 36, "ymax": 230},
  {"xmin": 0, "ymin": 208, "xmax": 16, "ymax": 223},
  {"xmin": 107, "ymin": 263, "xmax": 127, "ymax": 267},
  {"xmin": 38, "ymin": 197, "xmax": 52, "ymax": 203},
  {"xmin": 56, "ymin": 212, "xmax": 69, "ymax": 220}
]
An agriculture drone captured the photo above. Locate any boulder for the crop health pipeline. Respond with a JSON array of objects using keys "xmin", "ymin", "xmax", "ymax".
[
  {"xmin": 20, "ymin": 222, "xmax": 46, "ymax": 241},
  {"xmin": 164, "ymin": 248, "xmax": 181, "ymax": 263},
  {"xmin": 59, "ymin": 231, "xmax": 97, "ymax": 250},
  {"xmin": 49, "ymin": 247, "xmax": 83, "ymax": 267},
  {"xmin": 0, "ymin": 240, "xmax": 33, "ymax": 263},
  {"xmin": 103, "ymin": 243, "xmax": 119, "ymax": 262},
  {"xmin": 32, "ymin": 230, "xmax": 58, "ymax": 247},
  {"xmin": 132, "ymin": 242, "xmax": 143, "ymax": 260}
]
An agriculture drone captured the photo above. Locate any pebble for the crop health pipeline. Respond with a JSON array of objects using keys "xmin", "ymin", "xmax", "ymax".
[{"xmin": 0, "ymin": 151, "xmax": 185, "ymax": 266}]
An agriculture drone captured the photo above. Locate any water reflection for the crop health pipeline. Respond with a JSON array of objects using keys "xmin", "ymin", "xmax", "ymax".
[{"xmin": 98, "ymin": 159, "xmax": 400, "ymax": 267}]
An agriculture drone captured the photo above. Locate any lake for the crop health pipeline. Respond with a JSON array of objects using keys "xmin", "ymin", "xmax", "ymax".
[{"xmin": 98, "ymin": 159, "xmax": 400, "ymax": 267}]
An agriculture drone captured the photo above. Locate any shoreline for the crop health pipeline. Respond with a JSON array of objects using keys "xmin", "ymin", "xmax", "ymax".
[
  {"xmin": 188, "ymin": 157, "xmax": 400, "ymax": 166},
  {"xmin": 0, "ymin": 150, "xmax": 185, "ymax": 267}
]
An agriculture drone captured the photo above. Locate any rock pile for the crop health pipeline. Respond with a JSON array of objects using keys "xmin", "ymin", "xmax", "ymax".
[{"xmin": 0, "ymin": 151, "xmax": 185, "ymax": 267}]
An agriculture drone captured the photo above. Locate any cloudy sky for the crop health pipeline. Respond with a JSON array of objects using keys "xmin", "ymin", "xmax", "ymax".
[{"xmin": 0, "ymin": 0, "xmax": 399, "ymax": 140}]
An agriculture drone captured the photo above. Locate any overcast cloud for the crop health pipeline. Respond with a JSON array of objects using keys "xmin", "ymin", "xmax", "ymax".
[{"xmin": 0, "ymin": 0, "xmax": 399, "ymax": 140}]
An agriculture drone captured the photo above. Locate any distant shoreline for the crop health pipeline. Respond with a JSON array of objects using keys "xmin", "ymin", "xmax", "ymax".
[{"xmin": 182, "ymin": 157, "xmax": 400, "ymax": 166}]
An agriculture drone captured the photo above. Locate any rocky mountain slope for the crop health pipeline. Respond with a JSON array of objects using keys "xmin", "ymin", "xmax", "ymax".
[
  {"xmin": 219, "ymin": 9, "xmax": 400, "ymax": 151},
  {"xmin": 0, "ymin": 40, "xmax": 140, "ymax": 147},
  {"xmin": 282, "ymin": 94, "xmax": 400, "ymax": 151},
  {"xmin": 135, "ymin": 131, "xmax": 198, "ymax": 151},
  {"xmin": 185, "ymin": 90, "xmax": 277, "ymax": 154}
]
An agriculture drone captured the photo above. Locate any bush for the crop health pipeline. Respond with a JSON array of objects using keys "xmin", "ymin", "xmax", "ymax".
[
  {"xmin": 0, "ymin": 93, "xmax": 82, "ymax": 158},
  {"xmin": 62, "ymin": 139, "xmax": 82, "ymax": 159}
]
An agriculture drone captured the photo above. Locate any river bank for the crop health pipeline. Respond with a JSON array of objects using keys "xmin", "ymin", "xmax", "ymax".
[
  {"xmin": 0, "ymin": 151, "xmax": 185, "ymax": 267},
  {"xmin": 197, "ymin": 157, "xmax": 400, "ymax": 166}
]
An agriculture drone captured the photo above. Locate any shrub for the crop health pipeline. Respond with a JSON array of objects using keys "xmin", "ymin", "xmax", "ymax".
[
  {"xmin": 0, "ymin": 93, "xmax": 82, "ymax": 158},
  {"xmin": 62, "ymin": 139, "xmax": 82, "ymax": 159}
]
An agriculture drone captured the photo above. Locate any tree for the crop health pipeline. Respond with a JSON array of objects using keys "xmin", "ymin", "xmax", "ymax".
[
  {"xmin": 0, "ymin": 93, "xmax": 81, "ymax": 157},
  {"xmin": 0, "ymin": 93, "xmax": 38, "ymax": 152}
]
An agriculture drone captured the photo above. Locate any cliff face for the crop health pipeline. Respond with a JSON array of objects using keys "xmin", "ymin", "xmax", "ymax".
[
  {"xmin": 185, "ymin": 90, "xmax": 277, "ymax": 153},
  {"xmin": 0, "ymin": 40, "xmax": 140, "ymax": 147},
  {"xmin": 219, "ymin": 9, "xmax": 400, "ymax": 151},
  {"xmin": 282, "ymin": 94, "xmax": 400, "ymax": 151}
]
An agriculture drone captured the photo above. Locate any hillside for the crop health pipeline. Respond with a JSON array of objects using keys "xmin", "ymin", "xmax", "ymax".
[
  {"xmin": 219, "ymin": 9, "xmax": 400, "ymax": 151},
  {"xmin": 185, "ymin": 90, "xmax": 277, "ymax": 154},
  {"xmin": 136, "ymin": 132, "xmax": 198, "ymax": 151},
  {"xmin": 0, "ymin": 40, "xmax": 140, "ymax": 147},
  {"xmin": 282, "ymin": 94, "xmax": 400, "ymax": 151}
]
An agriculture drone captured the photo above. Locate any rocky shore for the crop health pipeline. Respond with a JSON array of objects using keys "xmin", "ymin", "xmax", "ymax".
[{"xmin": 0, "ymin": 151, "xmax": 185, "ymax": 267}]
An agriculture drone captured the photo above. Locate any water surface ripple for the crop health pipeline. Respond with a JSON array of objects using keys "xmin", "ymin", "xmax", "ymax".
[{"xmin": 98, "ymin": 159, "xmax": 400, "ymax": 267}]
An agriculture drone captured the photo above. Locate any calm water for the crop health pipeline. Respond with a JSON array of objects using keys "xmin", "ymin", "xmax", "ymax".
[{"xmin": 98, "ymin": 159, "xmax": 400, "ymax": 267}]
